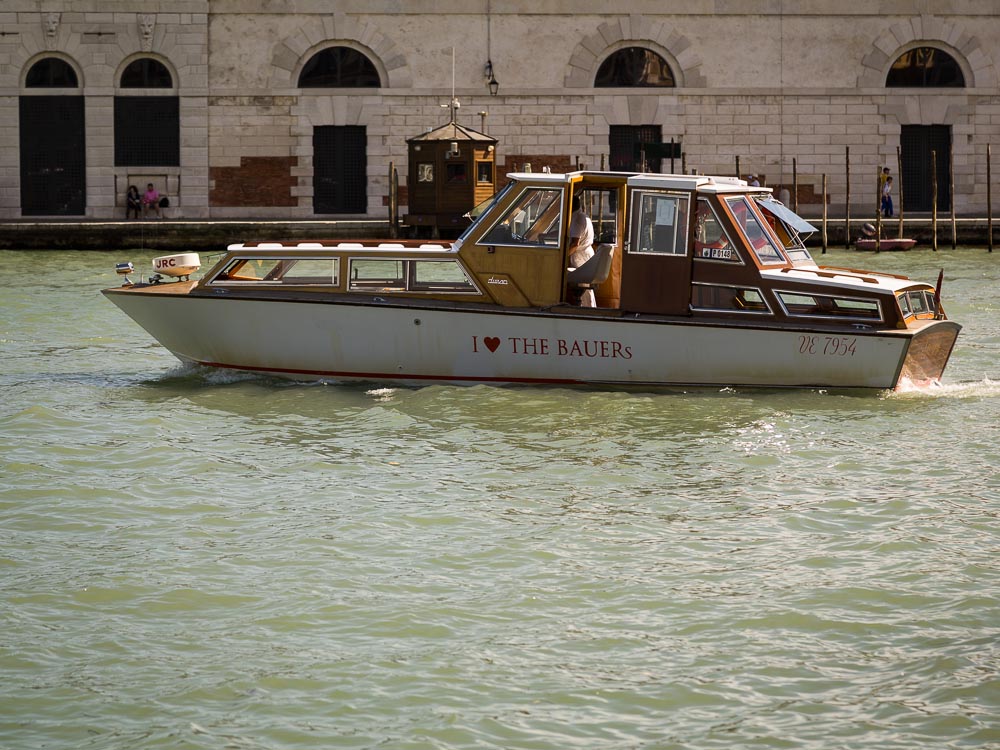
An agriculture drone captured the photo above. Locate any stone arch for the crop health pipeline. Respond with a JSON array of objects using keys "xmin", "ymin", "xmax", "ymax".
[
  {"xmin": 594, "ymin": 44, "xmax": 679, "ymax": 88},
  {"xmin": 564, "ymin": 17, "xmax": 706, "ymax": 88},
  {"xmin": 20, "ymin": 53, "xmax": 83, "ymax": 89},
  {"xmin": 114, "ymin": 53, "xmax": 179, "ymax": 92},
  {"xmin": 859, "ymin": 18, "xmax": 996, "ymax": 88},
  {"xmin": 19, "ymin": 51, "xmax": 84, "ymax": 89},
  {"xmin": 270, "ymin": 14, "xmax": 411, "ymax": 88},
  {"xmin": 294, "ymin": 42, "xmax": 384, "ymax": 89}
]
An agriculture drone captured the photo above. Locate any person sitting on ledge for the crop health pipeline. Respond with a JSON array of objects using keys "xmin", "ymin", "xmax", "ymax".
[
  {"xmin": 126, "ymin": 185, "xmax": 141, "ymax": 220},
  {"xmin": 142, "ymin": 182, "xmax": 162, "ymax": 219}
]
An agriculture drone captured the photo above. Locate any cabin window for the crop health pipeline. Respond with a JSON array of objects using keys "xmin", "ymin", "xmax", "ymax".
[
  {"xmin": 694, "ymin": 199, "xmax": 740, "ymax": 262},
  {"xmin": 691, "ymin": 284, "xmax": 771, "ymax": 314},
  {"xmin": 446, "ymin": 163, "xmax": 467, "ymax": 183},
  {"xmin": 724, "ymin": 196, "xmax": 785, "ymax": 265},
  {"xmin": 348, "ymin": 258, "xmax": 479, "ymax": 294},
  {"xmin": 630, "ymin": 191, "xmax": 689, "ymax": 255},
  {"xmin": 477, "ymin": 161, "xmax": 493, "ymax": 184},
  {"xmin": 576, "ymin": 187, "xmax": 618, "ymax": 244},
  {"xmin": 898, "ymin": 289, "xmax": 936, "ymax": 318},
  {"xmin": 481, "ymin": 187, "xmax": 563, "ymax": 247},
  {"xmin": 777, "ymin": 291, "xmax": 882, "ymax": 321},
  {"xmin": 417, "ymin": 163, "xmax": 434, "ymax": 182},
  {"xmin": 211, "ymin": 257, "xmax": 341, "ymax": 286}
]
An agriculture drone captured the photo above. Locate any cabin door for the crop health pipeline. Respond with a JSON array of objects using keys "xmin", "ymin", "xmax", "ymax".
[{"xmin": 619, "ymin": 185, "xmax": 693, "ymax": 315}]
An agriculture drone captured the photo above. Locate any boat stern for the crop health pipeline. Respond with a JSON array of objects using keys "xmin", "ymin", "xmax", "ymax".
[{"xmin": 896, "ymin": 320, "xmax": 962, "ymax": 387}]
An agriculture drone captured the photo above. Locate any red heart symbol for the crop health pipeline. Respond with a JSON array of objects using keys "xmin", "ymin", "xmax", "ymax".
[{"xmin": 484, "ymin": 336, "xmax": 501, "ymax": 352}]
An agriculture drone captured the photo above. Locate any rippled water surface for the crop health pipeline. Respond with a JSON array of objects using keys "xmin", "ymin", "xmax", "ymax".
[{"xmin": 2, "ymin": 249, "xmax": 999, "ymax": 749}]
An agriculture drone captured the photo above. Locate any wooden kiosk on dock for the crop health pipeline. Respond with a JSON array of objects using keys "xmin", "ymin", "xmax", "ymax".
[{"xmin": 403, "ymin": 121, "xmax": 497, "ymax": 238}]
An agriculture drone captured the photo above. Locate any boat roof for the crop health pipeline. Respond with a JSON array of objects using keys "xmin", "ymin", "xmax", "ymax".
[
  {"xmin": 761, "ymin": 267, "xmax": 922, "ymax": 293},
  {"xmin": 507, "ymin": 171, "xmax": 770, "ymax": 194}
]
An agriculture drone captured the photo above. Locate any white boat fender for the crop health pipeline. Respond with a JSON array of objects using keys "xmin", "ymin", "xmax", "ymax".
[{"xmin": 152, "ymin": 253, "xmax": 201, "ymax": 278}]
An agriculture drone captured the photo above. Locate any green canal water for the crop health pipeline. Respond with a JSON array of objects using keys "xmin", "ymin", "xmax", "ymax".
[{"xmin": 1, "ymin": 248, "xmax": 998, "ymax": 749}]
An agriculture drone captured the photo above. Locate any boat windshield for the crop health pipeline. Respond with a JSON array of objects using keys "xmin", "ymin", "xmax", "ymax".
[
  {"xmin": 479, "ymin": 187, "xmax": 563, "ymax": 247},
  {"xmin": 725, "ymin": 195, "xmax": 786, "ymax": 265},
  {"xmin": 755, "ymin": 197, "xmax": 815, "ymax": 265},
  {"xmin": 456, "ymin": 182, "xmax": 515, "ymax": 246}
]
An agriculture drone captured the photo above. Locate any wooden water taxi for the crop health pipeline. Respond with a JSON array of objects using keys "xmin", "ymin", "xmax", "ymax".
[{"xmin": 104, "ymin": 171, "xmax": 960, "ymax": 389}]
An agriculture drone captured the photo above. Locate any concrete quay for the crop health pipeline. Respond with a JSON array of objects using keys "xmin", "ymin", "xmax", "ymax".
[
  {"xmin": 0, "ymin": 218, "xmax": 393, "ymax": 252},
  {"xmin": 0, "ymin": 216, "xmax": 996, "ymax": 251}
]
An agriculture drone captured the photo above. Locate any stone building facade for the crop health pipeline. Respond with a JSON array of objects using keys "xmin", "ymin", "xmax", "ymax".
[{"xmin": 1, "ymin": 1, "xmax": 998, "ymax": 220}]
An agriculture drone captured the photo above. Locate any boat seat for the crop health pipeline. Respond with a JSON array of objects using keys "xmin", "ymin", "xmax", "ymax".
[{"xmin": 567, "ymin": 243, "xmax": 614, "ymax": 290}]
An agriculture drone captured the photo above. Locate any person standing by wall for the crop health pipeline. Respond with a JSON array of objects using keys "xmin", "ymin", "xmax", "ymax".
[{"xmin": 882, "ymin": 176, "xmax": 894, "ymax": 218}]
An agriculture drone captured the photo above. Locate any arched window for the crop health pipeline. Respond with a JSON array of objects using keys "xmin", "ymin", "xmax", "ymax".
[
  {"xmin": 21, "ymin": 58, "xmax": 85, "ymax": 215},
  {"xmin": 595, "ymin": 47, "xmax": 675, "ymax": 88},
  {"xmin": 25, "ymin": 58, "xmax": 78, "ymax": 88},
  {"xmin": 886, "ymin": 47, "xmax": 965, "ymax": 87},
  {"xmin": 298, "ymin": 47, "xmax": 380, "ymax": 88},
  {"xmin": 120, "ymin": 58, "xmax": 173, "ymax": 88},
  {"xmin": 115, "ymin": 58, "xmax": 178, "ymax": 167}
]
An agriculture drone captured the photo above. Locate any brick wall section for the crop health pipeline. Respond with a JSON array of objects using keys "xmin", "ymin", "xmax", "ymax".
[{"xmin": 210, "ymin": 156, "xmax": 298, "ymax": 207}]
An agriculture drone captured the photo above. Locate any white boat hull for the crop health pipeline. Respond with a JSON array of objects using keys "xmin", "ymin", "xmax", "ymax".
[{"xmin": 105, "ymin": 290, "xmax": 924, "ymax": 389}]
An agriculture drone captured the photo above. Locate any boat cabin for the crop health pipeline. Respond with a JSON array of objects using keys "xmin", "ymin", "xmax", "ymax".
[{"xmin": 207, "ymin": 171, "xmax": 940, "ymax": 332}]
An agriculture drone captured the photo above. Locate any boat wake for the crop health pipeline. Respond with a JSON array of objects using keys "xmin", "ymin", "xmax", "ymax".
[{"xmin": 892, "ymin": 376, "xmax": 1000, "ymax": 398}]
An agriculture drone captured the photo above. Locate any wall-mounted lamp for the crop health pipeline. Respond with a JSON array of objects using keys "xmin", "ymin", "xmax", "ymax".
[{"xmin": 485, "ymin": 59, "xmax": 499, "ymax": 97}]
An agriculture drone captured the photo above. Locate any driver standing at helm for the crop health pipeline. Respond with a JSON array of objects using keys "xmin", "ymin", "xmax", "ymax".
[{"xmin": 567, "ymin": 195, "xmax": 596, "ymax": 306}]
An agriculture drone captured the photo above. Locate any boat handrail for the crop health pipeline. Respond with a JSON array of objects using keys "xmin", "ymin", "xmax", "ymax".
[
  {"xmin": 777, "ymin": 267, "xmax": 905, "ymax": 285},
  {"xmin": 813, "ymin": 265, "xmax": 909, "ymax": 281}
]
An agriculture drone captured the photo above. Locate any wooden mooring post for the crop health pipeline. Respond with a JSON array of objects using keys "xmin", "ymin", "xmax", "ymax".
[
  {"xmin": 989, "ymin": 144, "xmax": 994, "ymax": 253},
  {"xmin": 874, "ymin": 166, "xmax": 882, "ymax": 253},
  {"xmin": 950, "ymin": 140, "xmax": 957, "ymax": 249},
  {"xmin": 844, "ymin": 147, "xmax": 851, "ymax": 249},
  {"xmin": 792, "ymin": 158, "xmax": 799, "ymax": 213},
  {"xmin": 896, "ymin": 145, "xmax": 905, "ymax": 239},
  {"xmin": 931, "ymin": 149, "xmax": 939, "ymax": 251},
  {"xmin": 821, "ymin": 173, "xmax": 828, "ymax": 253},
  {"xmin": 735, "ymin": 155, "xmax": 741, "ymax": 179},
  {"xmin": 388, "ymin": 161, "xmax": 399, "ymax": 239}
]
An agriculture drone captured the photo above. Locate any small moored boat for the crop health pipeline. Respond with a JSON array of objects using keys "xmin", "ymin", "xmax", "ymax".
[
  {"xmin": 855, "ymin": 222, "xmax": 917, "ymax": 251},
  {"xmin": 855, "ymin": 238, "xmax": 917, "ymax": 251},
  {"xmin": 104, "ymin": 171, "xmax": 960, "ymax": 390}
]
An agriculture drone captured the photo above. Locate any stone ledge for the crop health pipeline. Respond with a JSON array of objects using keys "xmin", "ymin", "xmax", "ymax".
[{"xmin": 0, "ymin": 219, "xmax": 392, "ymax": 250}]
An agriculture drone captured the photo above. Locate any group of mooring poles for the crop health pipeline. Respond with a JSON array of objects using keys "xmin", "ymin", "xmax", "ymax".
[
  {"xmin": 389, "ymin": 144, "xmax": 995, "ymax": 253},
  {"xmin": 741, "ymin": 144, "xmax": 995, "ymax": 253}
]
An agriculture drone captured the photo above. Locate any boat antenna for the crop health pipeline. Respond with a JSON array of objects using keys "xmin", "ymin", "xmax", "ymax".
[
  {"xmin": 439, "ymin": 48, "xmax": 461, "ymax": 123},
  {"xmin": 448, "ymin": 47, "xmax": 459, "ymax": 123}
]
